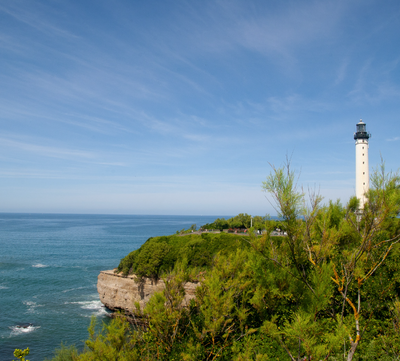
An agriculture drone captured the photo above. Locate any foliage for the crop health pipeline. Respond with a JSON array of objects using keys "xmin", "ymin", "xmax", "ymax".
[
  {"xmin": 13, "ymin": 348, "xmax": 30, "ymax": 361},
  {"xmin": 74, "ymin": 251, "xmax": 289, "ymax": 360},
  {"xmin": 176, "ymin": 223, "xmax": 198, "ymax": 235},
  {"xmin": 45, "ymin": 343, "xmax": 79, "ymax": 361},
  {"xmin": 259, "ymin": 159, "xmax": 400, "ymax": 360},
  {"xmin": 200, "ymin": 213, "xmax": 274, "ymax": 231},
  {"xmin": 117, "ymin": 232, "xmax": 251, "ymax": 278},
  {"xmin": 76, "ymin": 316, "xmax": 139, "ymax": 361}
]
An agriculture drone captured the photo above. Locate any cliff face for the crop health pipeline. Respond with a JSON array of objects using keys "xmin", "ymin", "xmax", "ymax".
[{"xmin": 97, "ymin": 270, "xmax": 198, "ymax": 314}]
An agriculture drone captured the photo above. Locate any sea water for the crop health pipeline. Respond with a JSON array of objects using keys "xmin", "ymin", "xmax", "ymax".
[{"xmin": 0, "ymin": 213, "xmax": 223, "ymax": 360}]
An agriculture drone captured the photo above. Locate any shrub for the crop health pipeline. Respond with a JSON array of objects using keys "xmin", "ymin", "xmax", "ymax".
[{"xmin": 117, "ymin": 233, "xmax": 250, "ymax": 279}]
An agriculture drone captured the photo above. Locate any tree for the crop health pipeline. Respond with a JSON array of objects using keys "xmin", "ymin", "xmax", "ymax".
[
  {"xmin": 77, "ymin": 316, "xmax": 138, "ymax": 361},
  {"xmin": 260, "ymin": 160, "xmax": 400, "ymax": 360},
  {"xmin": 13, "ymin": 348, "xmax": 30, "ymax": 361}
]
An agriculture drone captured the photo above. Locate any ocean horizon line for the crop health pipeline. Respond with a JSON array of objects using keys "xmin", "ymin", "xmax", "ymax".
[{"xmin": 0, "ymin": 212, "xmax": 273, "ymax": 218}]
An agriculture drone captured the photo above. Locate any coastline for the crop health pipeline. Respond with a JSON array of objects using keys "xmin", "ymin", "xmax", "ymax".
[{"xmin": 97, "ymin": 270, "xmax": 199, "ymax": 318}]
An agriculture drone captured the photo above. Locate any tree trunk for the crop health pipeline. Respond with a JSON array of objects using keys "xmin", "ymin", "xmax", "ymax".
[{"xmin": 347, "ymin": 341, "xmax": 359, "ymax": 361}]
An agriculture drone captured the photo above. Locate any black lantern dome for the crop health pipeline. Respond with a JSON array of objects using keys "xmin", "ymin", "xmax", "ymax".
[{"xmin": 354, "ymin": 119, "xmax": 370, "ymax": 140}]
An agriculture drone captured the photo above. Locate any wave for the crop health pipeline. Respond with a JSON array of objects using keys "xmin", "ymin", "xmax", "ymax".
[
  {"xmin": 32, "ymin": 263, "xmax": 49, "ymax": 268},
  {"xmin": 23, "ymin": 300, "xmax": 44, "ymax": 313},
  {"xmin": 62, "ymin": 286, "xmax": 89, "ymax": 293},
  {"xmin": 67, "ymin": 300, "xmax": 109, "ymax": 317},
  {"xmin": 80, "ymin": 300, "xmax": 103, "ymax": 310},
  {"xmin": 9, "ymin": 324, "xmax": 41, "ymax": 336},
  {"xmin": 0, "ymin": 285, "xmax": 8, "ymax": 289}
]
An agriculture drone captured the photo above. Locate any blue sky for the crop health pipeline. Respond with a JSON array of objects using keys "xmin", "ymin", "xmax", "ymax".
[{"xmin": 0, "ymin": 0, "xmax": 399, "ymax": 215}]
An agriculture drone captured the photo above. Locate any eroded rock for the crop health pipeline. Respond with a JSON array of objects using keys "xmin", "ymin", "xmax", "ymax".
[{"xmin": 97, "ymin": 270, "xmax": 199, "ymax": 316}]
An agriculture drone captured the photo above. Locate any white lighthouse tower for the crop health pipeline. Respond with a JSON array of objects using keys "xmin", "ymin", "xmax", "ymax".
[{"xmin": 354, "ymin": 119, "xmax": 371, "ymax": 208}]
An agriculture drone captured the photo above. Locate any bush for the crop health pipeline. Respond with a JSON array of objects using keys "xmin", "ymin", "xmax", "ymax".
[
  {"xmin": 117, "ymin": 233, "xmax": 251, "ymax": 278},
  {"xmin": 44, "ymin": 343, "xmax": 78, "ymax": 361}
]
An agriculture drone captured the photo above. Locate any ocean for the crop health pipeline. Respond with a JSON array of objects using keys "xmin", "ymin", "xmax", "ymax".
[{"xmin": 0, "ymin": 213, "xmax": 223, "ymax": 360}]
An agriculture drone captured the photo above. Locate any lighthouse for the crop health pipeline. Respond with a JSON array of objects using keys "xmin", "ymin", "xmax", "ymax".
[{"xmin": 354, "ymin": 119, "xmax": 370, "ymax": 208}]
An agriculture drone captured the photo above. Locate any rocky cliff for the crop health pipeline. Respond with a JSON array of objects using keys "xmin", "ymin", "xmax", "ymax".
[{"xmin": 97, "ymin": 270, "xmax": 199, "ymax": 315}]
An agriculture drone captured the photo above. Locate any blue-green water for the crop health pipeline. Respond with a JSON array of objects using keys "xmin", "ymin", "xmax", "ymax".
[{"xmin": 0, "ymin": 213, "xmax": 223, "ymax": 360}]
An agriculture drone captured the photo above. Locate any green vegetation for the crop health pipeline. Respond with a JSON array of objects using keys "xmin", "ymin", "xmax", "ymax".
[
  {"xmin": 13, "ymin": 348, "xmax": 30, "ymax": 361},
  {"xmin": 175, "ymin": 224, "xmax": 198, "ymax": 235},
  {"xmin": 200, "ymin": 213, "xmax": 274, "ymax": 231},
  {"xmin": 117, "ymin": 232, "xmax": 255, "ymax": 279},
  {"xmin": 26, "ymin": 160, "xmax": 400, "ymax": 360},
  {"xmin": 44, "ymin": 344, "xmax": 79, "ymax": 361}
]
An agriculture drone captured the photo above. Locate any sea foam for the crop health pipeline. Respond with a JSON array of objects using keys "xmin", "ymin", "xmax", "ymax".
[
  {"xmin": 23, "ymin": 300, "xmax": 44, "ymax": 313},
  {"xmin": 68, "ymin": 300, "xmax": 109, "ymax": 316},
  {"xmin": 9, "ymin": 324, "xmax": 41, "ymax": 336}
]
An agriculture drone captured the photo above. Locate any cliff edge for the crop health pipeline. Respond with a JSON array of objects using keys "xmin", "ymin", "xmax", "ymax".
[{"xmin": 97, "ymin": 270, "xmax": 198, "ymax": 315}]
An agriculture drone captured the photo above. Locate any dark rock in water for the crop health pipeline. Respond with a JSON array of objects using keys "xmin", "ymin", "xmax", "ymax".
[{"xmin": 16, "ymin": 323, "xmax": 33, "ymax": 329}]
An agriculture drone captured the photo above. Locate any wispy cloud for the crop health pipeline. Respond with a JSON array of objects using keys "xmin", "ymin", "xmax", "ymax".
[
  {"xmin": 0, "ymin": 1, "xmax": 78, "ymax": 40},
  {"xmin": 348, "ymin": 58, "xmax": 400, "ymax": 104},
  {"xmin": 334, "ymin": 59, "xmax": 349, "ymax": 85},
  {"xmin": 386, "ymin": 136, "xmax": 400, "ymax": 142},
  {"xmin": 235, "ymin": 2, "xmax": 343, "ymax": 55},
  {"xmin": 160, "ymin": 0, "xmax": 348, "ymax": 69},
  {"xmin": 59, "ymin": 114, "xmax": 137, "ymax": 135},
  {"xmin": 266, "ymin": 94, "xmax": 332, "ymax": 117},
  {"xmin": 0, "ymin": 136, "xmax": 95, "ymax": 160}
]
